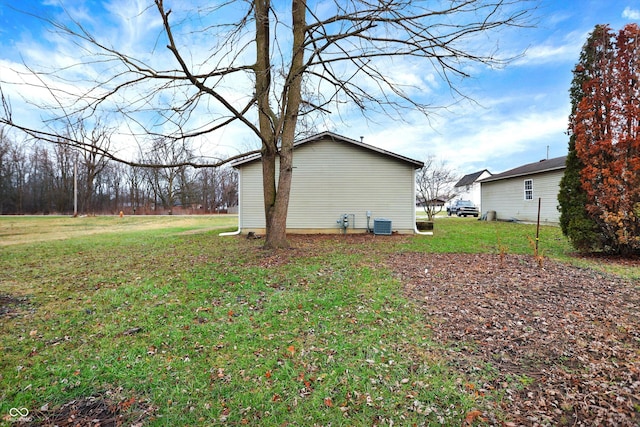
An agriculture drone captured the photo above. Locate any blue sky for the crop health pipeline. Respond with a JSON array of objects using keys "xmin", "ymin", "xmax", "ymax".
[
  {"xmin": 1, "ymin": 0, "xmax": 639, "ymax": 176},
  {"xmin": 351, "ymin": 0, "xmax": 640, "ymax": 175}
]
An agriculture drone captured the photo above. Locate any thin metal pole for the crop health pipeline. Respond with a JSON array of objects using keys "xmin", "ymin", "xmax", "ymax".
[{"xmin": 535, "ymin": 197, "xmax": 541, "ymax": 256}]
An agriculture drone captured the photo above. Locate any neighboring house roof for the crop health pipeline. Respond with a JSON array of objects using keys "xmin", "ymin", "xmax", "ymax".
[
  {"xmin": 417, "ymin": 196, "xmax": 448, "ymax": 205},
  {"xmin": 480, "ymin": 156, "xmax": 567, "ymax": 183},
  {"xmin": 230, "ymin": 131, "xmax": 424, "ymax": 169},
  {"xmin": 454, "ymin": 169, "xmax": 491, "ymax": 187}
]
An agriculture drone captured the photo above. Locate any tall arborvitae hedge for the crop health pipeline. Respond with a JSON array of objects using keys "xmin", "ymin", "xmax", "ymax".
[
  {"xmin": 558, "ymin": 25, "xmax": 609, "ymax": 252},
  {"xmin": 560, "ymin": 24, "xmax": 640, "ymax": 255}
]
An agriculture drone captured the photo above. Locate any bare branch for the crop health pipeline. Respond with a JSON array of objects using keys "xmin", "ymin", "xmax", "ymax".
[
  {"xmin": 154, "ymin": 0, "xmax": 264, "ymax": 143},
  {"xmin": 0, "ymin": 117, "xmax": 258, "ymax": 169},
  {"xmin": 416, "ymin": 155, "xmax": 459, "ymax": 220},
  {"xmin": 1, "ymin": 0, "xmax": 534, "ymax": 162}
]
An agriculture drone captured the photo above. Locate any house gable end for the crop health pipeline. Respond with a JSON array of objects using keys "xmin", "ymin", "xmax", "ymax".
[
  {"xmin": 454, "ymin": 169, "xmax": 492, "ymax": 188},
  {"xmin": 231, "ymin": 131, "xmax": 424, "ymax": 170},
  {"xmin": 235, "ymin": 132, "xmax": 421, "ymax": 234}
]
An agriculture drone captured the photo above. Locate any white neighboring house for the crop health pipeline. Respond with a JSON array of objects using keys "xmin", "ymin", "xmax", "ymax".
[
  {"xmin": 480, "ymin": 156, "xmax": 567, "ymax": 223},
  {"xmin": 231, "ymin": 132, "xmax": 424, "ymax": 235},
  {"xmin": 452, "ymin": 169, "xmax": 492, "ymax": 211}
]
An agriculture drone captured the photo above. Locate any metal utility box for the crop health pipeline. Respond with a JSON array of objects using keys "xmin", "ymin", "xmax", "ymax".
[{"xmin": 373, "ymin": 218, "xmax": 392, "ymax": 235}]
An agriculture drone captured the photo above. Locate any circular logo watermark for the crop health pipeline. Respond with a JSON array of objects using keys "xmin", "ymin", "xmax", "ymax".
[{"xmin": 9, "ymin": 408, "xmax": 29, "ymax": 418}]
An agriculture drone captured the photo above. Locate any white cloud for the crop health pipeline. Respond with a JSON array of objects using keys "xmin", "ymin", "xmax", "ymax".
[
  {"xmin": 517, "ymin": 44, "xmax": 574, "ymax": 65},
  {"xmin": 622, "ymin": 7, "xmax": 640, "ymax": 20},
  {"xmin": 0, "ymin": 1, "xmax": 264, "ymax": 161},
  {"xmin": 0, "ymin": 0, "xmax": 588, "ymax": 171},
  {"xmin": 513, "ymin": 29, "xmax": 588, "ymax": 67},
  {"xmin": 343, "ymin": 91, "xmax": 569, "ymax": 176},
  {"xmin": 0, "ymin": 59, "xmax": 78, "ymax": 114},
  {"xmin": 103, "ymin": 0, "xmax": 163, "ymax": 56}
]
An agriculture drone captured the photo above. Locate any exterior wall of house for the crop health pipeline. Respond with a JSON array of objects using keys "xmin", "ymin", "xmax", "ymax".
[
  {"xmin": 480, "ymin": 170, "xmax": 564, "ymax": 223},
  {"xmin": 454, "ymin": 170, "xmax": 492, "ymax": 211},
  {"xmin": 237, "ymin": 139, "xmax": 417, "ymax": 234}
]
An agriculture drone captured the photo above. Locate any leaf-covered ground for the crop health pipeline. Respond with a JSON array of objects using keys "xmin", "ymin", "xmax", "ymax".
[
  {"xmin": 3, "ymin": 228, "xmax": 638, "ymax": 426},
  {"xmin": 18, "ymin": 389, "xmax": 155, "ymax": 427},
  {"xmin": 391, "ymin": 252, "xmax": 640, "ymax": 426}
]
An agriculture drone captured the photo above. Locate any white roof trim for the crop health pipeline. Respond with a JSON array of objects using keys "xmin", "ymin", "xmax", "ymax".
[{"xmin": 230, "ymin": 131, "xmax": 424, "ymax": 169}]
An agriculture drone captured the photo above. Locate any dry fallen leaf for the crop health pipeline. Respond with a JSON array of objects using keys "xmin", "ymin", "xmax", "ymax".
[
  {"xmin": 464, "ymin": 409, "xmax": 485, "ymax": 424},
  {"xmin": 393, "ymin": 252, "xmax": 640, "ymax": 426}
]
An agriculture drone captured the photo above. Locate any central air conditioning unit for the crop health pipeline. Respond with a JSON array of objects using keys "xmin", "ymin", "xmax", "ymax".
[{"xmin": 373, "ymin": 218, "xmax": 392, "ymax": 235}]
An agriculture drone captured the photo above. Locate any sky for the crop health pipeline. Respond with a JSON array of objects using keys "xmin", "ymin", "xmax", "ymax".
[{"xmin": 1, "ymin": 0, "xmax": 639, "ymax": 177}]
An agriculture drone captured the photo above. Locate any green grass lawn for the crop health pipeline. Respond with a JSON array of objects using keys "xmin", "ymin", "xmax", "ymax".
[{"xmin": 0, "ymin": 215, "xmax": 636, "ymax": 425}]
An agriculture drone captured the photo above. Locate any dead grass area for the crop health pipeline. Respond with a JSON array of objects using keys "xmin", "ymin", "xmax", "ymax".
[
  {"xmin": 390, "ymin": 252, "xmax": 640, "ymax": 426},
  {"xmin": 15, "ymin": 390, "xmax": 156, "ymax": 427},
  {"xmin": 0, "ymin": 294, "xmax": 31, "ymax": 318},
  {"xmin": 0, "ymin": 215, "xmax": 235, "ymax": 246}
]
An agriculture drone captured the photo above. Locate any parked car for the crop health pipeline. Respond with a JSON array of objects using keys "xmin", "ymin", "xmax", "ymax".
[{"xmin": 447, "ymin": 200, "xmax": 479, "ymax": 217}]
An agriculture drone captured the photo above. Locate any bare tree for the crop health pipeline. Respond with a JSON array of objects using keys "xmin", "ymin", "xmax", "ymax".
[
  {"xmin": 51, "ymin": 142, "xmax": 75, "ymax": 213},
  {"xmin": 123, "ymin": 164, "xmax": 148, "ymax": 215},
  {"xmin": 9, "ymin": 142, "xmax": 28, "ymax": 214},
  {"xmin": 195, "ymin": 166, "xmax": 237, "ymax": 213},
  {"xmin": 0, "ymin": 0, "xmax": 534, "ymax": 248},
  {"xmin": 416, "ymin": 156, "xmax": 458, "ymax": 221},
  {"xmin": 142, "ymin": 138, "xmax": 194, "ymax": 215},
  {"xmin": 218, "ymin": 167, "xmax": 239, "ymax": 212},
  {"xmin": 26, "ymin": 146, "xmax": 56, "ymax": 213},
  {"xmin": 74, "ymin": 122, "xmax": 112, "ymax": 214},
  {"xmin": 0, "ymin": 128, "xmax": 14, "ymax": 214}
]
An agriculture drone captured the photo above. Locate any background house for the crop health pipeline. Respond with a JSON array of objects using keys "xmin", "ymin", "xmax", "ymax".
[
  {"xmin": 452, "ymin": 169, "xmax": 492, "ymax": 210},
  {"xmin": 231, "ymin": 132, "xmax": 424, "ymax": 234},
  {"xmin": 480, "ymin": 156, "xmax": 567, "ymax": 223},
  {"xmin": 417, "ymin": 197, "xmax": 447, "ymax": 209}
]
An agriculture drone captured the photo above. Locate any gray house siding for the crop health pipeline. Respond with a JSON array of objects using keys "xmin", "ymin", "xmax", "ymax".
[
  {"xmin": 234, "ymin": 133, "xmax": 422, "ymax": 234},
  {"xmin": 480, "ymin": 157, "xmax": 566, "ymax": 224}
]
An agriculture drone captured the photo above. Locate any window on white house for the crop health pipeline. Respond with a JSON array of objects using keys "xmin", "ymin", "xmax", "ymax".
[{"xmin": 524, "ymin": 179, "xmax": 533, "ymax": 200}]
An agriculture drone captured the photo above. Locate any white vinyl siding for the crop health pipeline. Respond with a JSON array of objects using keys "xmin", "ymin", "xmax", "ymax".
[
  {"xmin": 481, "ymin": 170, "xmax": 564, "ymax": 223},
  {"xmin": 237, "ymin": 138, "xmax": 418, "ymax": 233},
  {"xmin": 237, "ymin": 161, "xmax": 264, "ymax": 229}
]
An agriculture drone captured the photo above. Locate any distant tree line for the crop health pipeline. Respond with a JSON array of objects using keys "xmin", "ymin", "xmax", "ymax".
[{"xmin": 0, "ymin": 128, "xmax": 237, "ymax": 215}]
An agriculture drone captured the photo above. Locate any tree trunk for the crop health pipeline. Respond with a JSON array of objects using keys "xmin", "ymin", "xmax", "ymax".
[
  {"xmin": 261, "ymin": 0, "xmax": 304, "ymax": 249},
  {"xmin": 254, "ymin": 0, "xmax": 301, "ymax": 249},
  {"xmin": 254, "ymin": 0, "xmax": 281, "ymax": 248},
  {"xmin": 262, "ymin": 145, "xmax": 291, "ymax": 249}
]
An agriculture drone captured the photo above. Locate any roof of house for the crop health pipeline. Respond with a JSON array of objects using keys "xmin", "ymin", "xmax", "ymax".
[
  {"xmin": 480, "ymin": 156, "xmax": 567, "ymax": 183},
  {"xmin": 230, "ymin": 131, "xmax": 424, "ymax": 169},
  {"xmin": 454, "ymin": 169, "xmax": 491, "ymax": 188}
]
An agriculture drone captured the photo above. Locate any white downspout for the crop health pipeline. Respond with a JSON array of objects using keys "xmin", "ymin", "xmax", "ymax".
[
  {"xmin": 219, "ymin": 228, "xmax": 241, "ymax": 236},
  {"xmin": 414, "ymin": 223, "xmax": 433, "ymax": 236}
]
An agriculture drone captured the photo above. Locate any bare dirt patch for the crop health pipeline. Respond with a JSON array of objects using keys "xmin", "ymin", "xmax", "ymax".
[
  {"xmin": 0, "ymin": 294, "xmax": 31, "ymax": 318},
  {"xmin": 17, "ymin": 391, "xmax": 156, "ymax": 427},
  {"xmin": 390, "ymin": 252, "xmax": 640, "ymax": 426}
]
